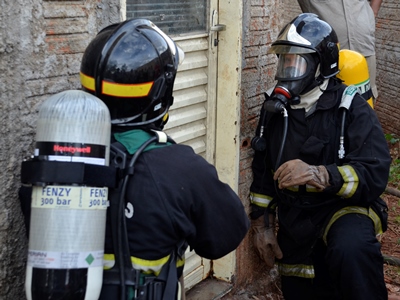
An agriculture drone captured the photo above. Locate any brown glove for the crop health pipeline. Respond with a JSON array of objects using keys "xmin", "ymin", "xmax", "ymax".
[
  {"xmin": 251, "ymin": 214, "xmax": 283, "ymax": 268},
  {"xmin": 274, "ymin": 159, "xmax": 330, "ymax": 191}
]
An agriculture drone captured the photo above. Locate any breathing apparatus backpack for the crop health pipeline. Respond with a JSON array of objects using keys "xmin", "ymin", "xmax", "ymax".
[
  {"xmin": 20, "ymin": 91, "xmax": 183, "ymax": 300},
  {"xmin": 337, "ymin": 49, "xmax": 374, "ymax": 108},
  {"xmin": 101, "ymin": 130, "xmax": 184, "ymax": 300}
]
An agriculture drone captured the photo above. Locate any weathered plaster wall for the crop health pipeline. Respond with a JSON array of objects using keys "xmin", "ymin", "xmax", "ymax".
[{"xmin": 0, "ymin": 1, "xmax": 120, "ymax": 298}]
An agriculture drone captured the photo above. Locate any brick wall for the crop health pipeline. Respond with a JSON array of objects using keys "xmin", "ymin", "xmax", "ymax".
[
  {"xmin": 375, "ymin": 1, "xmax": 400, "ymax": 137},
  {"xmin": 236, "ymin": 0, "xmax": 287, "ymax": 295},
  {"xmin": 0, "ymin": 1, "xmax": 120, "ymax": 298}
]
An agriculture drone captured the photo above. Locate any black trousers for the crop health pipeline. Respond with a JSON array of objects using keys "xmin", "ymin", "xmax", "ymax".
[{"xmin": 281, "ymin": 213, "xmax": 388, "ymax": 300}]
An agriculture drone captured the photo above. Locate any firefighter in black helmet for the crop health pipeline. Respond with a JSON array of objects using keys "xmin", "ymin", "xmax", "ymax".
[
  {"xmin": 80, "ymin": 19, "xmax": 183, "ymax": 129},
  {"xmin": 81, "ymin": 19, "xmax": 250, "ymax": 300},
  {"xmin": 250, "ymin": 13, "xmax": 390, "ymax": 300}
]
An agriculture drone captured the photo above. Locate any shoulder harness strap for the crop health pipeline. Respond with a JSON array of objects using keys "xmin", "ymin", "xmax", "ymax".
[
  {"xmin": 338, "ymin": 85, "xmax": 358, "ymax": 161},
  {"xmin": 105, "ymin": 130, "xmax": 178, "ymax": 300}
]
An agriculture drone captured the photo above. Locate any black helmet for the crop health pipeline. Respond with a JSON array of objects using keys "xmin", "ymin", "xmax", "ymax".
[
  {"xmin": 80, "ymin": 19, "xmax": 184, "ymax": 127},
  {"xmin": 268, "ymin": 13, "xmax": 339, "ymax": 78}
]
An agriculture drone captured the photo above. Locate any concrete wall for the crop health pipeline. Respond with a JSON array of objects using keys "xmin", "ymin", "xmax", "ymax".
[{"xmin": 0, "ymin": 1, "xmax": 120, "ymax": 298}]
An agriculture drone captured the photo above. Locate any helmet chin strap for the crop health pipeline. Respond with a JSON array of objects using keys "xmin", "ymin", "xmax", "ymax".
[
  {"xmin": 300, "ymin": 65, "xmax": 324, "ymax": 95},
  {"xmin": 112, "ymin": 107, "xmax": 170, "ymax": 127}
]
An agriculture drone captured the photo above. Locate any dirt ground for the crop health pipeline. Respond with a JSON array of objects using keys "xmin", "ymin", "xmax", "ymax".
[
  {"xmin": 382, "ymin": 137, "xmax": 400, "ymax": 299},
  {"xmin": 381, "ymin": 191, "xmax": 400, "ymax": 299}
]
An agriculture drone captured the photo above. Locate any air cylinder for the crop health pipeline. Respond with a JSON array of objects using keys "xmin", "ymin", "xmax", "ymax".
[{"xmin": 25, "ymin": 90, "xmax": 111, "ymax": 300}]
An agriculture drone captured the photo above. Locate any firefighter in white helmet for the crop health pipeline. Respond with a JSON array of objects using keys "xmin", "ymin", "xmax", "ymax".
[
  {"xmin": 250, "ymin": 13, "xmax": 390, "ymax": 300},
  {"xmin": 296, "ymin": 0, "xmax": 382, "ymax": 103}
]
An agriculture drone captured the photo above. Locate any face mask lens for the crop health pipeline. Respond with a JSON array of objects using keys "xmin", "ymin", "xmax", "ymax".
[{"xmin": 276, "ymin": 54, "xmax": 308, "ymax": 79}]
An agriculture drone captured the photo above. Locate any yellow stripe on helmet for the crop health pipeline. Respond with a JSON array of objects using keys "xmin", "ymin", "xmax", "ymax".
[
  {"xmin": 80, "ymin": 72, "xmax": 154, "ymax": 98},
  {"xmin": 80, "ymin": 72, "xmax": 95, "ymax": 91},
  {"xmin": 102, "ymin": 80, "xmax": 153, "ymax": 98}
]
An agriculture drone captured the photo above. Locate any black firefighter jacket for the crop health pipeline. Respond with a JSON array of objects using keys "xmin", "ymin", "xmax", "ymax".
[
  {"xmin": 104, "ymin": 140, "xmax": 250, "ymax": 276},
  {"xmin": 250, "ymin": 80, "xmax": 391, "ymax": 272}
]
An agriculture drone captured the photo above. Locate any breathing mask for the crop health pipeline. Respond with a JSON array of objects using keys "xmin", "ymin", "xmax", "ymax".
[{"xmin": 270, "ymin": 53, "xmax": 320, "ymax": 107}]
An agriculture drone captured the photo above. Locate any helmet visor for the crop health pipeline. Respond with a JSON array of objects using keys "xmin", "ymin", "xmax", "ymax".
[
  {"xmin": 148, "ymin": 21, "xmax": 185, "ymax": 67},
  {"xmin": 268, "ymin": 44, "xmax": 316, "ymax": 55},
  {"xmin": 276, "ymin": 54, "xmax": 308, "ymax": 79}
]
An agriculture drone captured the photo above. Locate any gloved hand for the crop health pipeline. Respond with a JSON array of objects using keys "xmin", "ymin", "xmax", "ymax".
[
  {"xmin": 274, "ymin": 159, "xmax": 330, "ymax": 191},
  {"xmin": 251, "ymin": 214, "xmax": 283, "ymax": 268}
]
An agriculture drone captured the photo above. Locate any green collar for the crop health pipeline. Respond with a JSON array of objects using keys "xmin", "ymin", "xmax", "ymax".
[{"xmin": 113, "ymin": 129, "xmax": 171, "ymax": 155}]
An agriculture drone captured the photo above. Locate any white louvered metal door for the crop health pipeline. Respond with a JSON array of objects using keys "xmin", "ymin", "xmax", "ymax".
[{"xmin": 125, "ymin": 0, "xmax": 220, "ymax": 290}]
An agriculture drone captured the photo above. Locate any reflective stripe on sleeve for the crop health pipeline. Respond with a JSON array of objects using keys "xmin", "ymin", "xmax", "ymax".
[
  {"xmin": 285, "ymin": 185, "xmax": 324, "ymax": 193},
  {"xmin": 103, "ymin": 254, "xmax": 115, "ymax": 270},
  {"xmin": 277, "ymin": 262, "xmax": 315, "ymax": 279},
  {"xmin": 337, "ymin": 165, "xmax": 359, "ymax": 198},
  {"xmin": 250, "ymin": 192, "xmax": 273, "ymax": 208}
]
